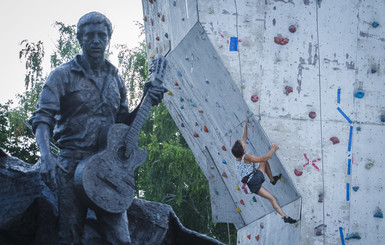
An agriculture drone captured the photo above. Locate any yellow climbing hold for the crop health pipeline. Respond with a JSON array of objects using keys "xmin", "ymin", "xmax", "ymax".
[
  {"xmin": 236, "ymin": 185, "xmax": 240, "ymax": 191},
  {"xmin": 236, "ymin": 207, "xmax": 242, "ymax": 212},
  {"xmin": 280, "ymin": 175, "xmax": 285, "ymax": 183},
  {"xmin": 167, "ymin": 91, "xmax": 173, "ymax": 96},
  {"xmin": 294, "ymin": 222, "xmax": 298, "ymax": 228},
  {"xmin": 150, "ymin": 51, "xmax": 157, "ymax": 59}
]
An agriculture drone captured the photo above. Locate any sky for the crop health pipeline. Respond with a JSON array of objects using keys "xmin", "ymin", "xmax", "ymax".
[{"xmin": 0, "ymin": 0, "xmax": 144, "ymax": 104}]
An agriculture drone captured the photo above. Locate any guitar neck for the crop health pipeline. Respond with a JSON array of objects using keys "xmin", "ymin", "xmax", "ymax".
[{"xmin": 125, "ymin": 93, "xmax": 153, "ymax": 147}]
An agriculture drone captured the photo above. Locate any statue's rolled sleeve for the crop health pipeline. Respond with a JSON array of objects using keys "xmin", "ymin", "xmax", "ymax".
[{"xmin": 30, "ymin": 70, "xmax": 64, "ymax": 133}]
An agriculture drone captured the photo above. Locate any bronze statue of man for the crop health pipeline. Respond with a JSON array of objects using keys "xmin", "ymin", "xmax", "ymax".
[{"xmin": 30, "ymin": 12, "xmax": 166, "ymax": 244}]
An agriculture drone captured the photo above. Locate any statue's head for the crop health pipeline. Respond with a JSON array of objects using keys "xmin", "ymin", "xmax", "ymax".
[{"xmin": 76, "ymin": 12, "xmax": 113, "ymax": 45}]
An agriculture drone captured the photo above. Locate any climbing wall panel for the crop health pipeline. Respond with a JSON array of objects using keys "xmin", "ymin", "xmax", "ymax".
[{"xmin": 163, "ymin": 22, "xmax": 300, "ymax": 225}]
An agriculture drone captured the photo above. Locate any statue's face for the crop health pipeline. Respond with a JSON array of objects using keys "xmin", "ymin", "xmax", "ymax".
[{"xmin": 80, "ymin": 23, "xmax": 110, "ymax": 59}]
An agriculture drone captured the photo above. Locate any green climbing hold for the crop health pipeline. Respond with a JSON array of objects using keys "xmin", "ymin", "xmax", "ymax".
[
  {"xmin": 252, "ymin": 196, "xmax": 257, "ymax": 202},
  {"xmin": 180, "ymin": 97, "xmax": 184, "ymax": 102},
  {"xmin": 180, "ymin": 105, "xmax": 184, "ymax": 109},
  {"xmin": 165, "ymin": 33, "xmax": 169, "ymax": 39},
  {"xmin": 215, "ymin": 190, "xmax": 219, "ymax": 195},
  {"xmin": 365, "ymin": 162, "xmax": 374, "ymax": 169}
]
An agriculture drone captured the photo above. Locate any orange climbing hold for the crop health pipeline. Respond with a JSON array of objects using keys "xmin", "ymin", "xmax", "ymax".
[
  {"xmin": 222, "ymin": 172, "xmax": 228, "ymax": 178},
  {"xmin": 199, "ymin": 110, "xmax": 204, "ymax": 113},
  {"xmin": 255, "ymin": 235, "xmax": 260, "ymax": 241},
  {"xmin": 193, "ymin": 133, "xmax": 199, "ymax": 137},
  {"xmin": 240, "ymin": 199, "xmax": 245, "ymax": 205},
  {"xmin": 247, "ymin": 234, "xmax": 251, "ymax": 240},
  {"xmin": 174, "ymin": 82, "xmax": 179, "ymax": 86},
  {"xmin": 203, "ymin": 125, "xmax": 209, "ymax": 132},
  {"xmin": 222, "ymin": 145, "xmax": 227, "ymax": 151},
  {"xmin": 162, "ymin": 15, "xmax": 165, "ymax": 22}
]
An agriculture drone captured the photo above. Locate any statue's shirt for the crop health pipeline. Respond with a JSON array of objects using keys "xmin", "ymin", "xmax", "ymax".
[{"xmin": 31, "ymin": 55, "xmax": 134, "ymax": 152}]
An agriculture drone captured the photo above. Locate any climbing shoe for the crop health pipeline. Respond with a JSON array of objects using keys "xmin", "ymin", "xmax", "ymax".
[
  {"xmin": 271, "ymin": 174, "xmax": 282, "ymax": 185},
  {"xmin": 283, "ymin": 216, "xmax": 297, "ymax": 224}
]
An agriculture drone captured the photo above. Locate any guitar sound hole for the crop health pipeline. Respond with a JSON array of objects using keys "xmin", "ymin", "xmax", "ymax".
[{"xmin": 117, "ymin": 146, "xmax": 129, "ymax": 161}]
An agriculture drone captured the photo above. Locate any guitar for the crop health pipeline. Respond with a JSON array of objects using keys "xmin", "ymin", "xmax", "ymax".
[{"xmin": 74, "ymin": 54, "xmax": 168, "ymax": 213}]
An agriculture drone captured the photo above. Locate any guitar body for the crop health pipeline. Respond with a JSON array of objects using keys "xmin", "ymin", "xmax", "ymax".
[{"xmin": 74, "ymin": 124, "xmax": 147, "ymax": 213}]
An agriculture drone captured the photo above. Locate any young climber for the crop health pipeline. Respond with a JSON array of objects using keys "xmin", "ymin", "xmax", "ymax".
[{"xmin": 231, "ymin": 118, "xmax": 297, "ymax": 224}]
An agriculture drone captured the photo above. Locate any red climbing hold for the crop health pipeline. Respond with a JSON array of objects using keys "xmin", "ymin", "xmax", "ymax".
[
  {"xmin": 285, "ymin": 86, "xmax": 293, "ymax": 95},
  {"xmin": 157, "ymin": 12, "xmax": 160, "ymax": 18},
  {"xmin": 204, "ymin": 125, "xmax": 209, "ymax": 133},
  {"xmin": 199, "ymin": 110, "xmax": 204, "ymax": 113},
  {"xmin": 193, "ymin": 133, "xmax": 199, "ymax": 137},
  {"xmin": 195, "ymin": 122, "xmax": 199, "ymax": 126},
  {"xmin": 222, "ymin": 145, "xmax": 227, "ymax": 151},
  {"xmin": 143, "ymin": 16, "xmax": 147, "ymax": 22},
  {"xmin": 251, "ymin": 94, "xmax": 259, "ymax": 102},
  {"xmin": 247, "ymin": 234, "xmax": 251, "ymax": 240},
  {"xmin": 162, "ymin": 15, "xmax": 165, "ymax": 22},
  {"xmin": 294, "ymin": 169, "xmax": 303, "ymax": 176},
  {"xmin": 156, "ymin": 36, "xmax": 160, "ymax": 41},
  {"xmin": 289, "ymin": 25, "xmax": 297, "ymax": 33},
  {"xmin": 274, "ymin": 36, "xmax": 289, "ymax": 45},
  {"xmin": 240, "ymin": 199, "xmax": 245, "ymax": 205},
  {"xmin": 255, "ymin": 235, "xmax": 260, "ymax": 241},
  {"xmin": 174, "ymin": 82, "xmax": 179, "ymax": 86},
  {"xmin": 309, "ymin": 111, "xmax": 317, "ymax": 119},
  {"xmin": 222, "ymin": 172, "xmax": 228, "ymax": 178},
  {"xmin": 148, "ymin": 42, "xmax": 151, "ymax": 49},
  {"xmin": 149, "ymin": 0, "xmax": 153, "ymax": 3},
  {"xmin": 330, "ymin": 137, "xmax": 340, "ymax": 145}
]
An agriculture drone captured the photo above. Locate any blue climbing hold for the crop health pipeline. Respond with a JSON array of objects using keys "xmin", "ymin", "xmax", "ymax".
[
  {"xmin": 374, "ymin": 211, "xmax": 383, "ymax": 218},
  {"xmin": 189, "ymin": 99, "xmax": 196, "ymax": 107},
  {"xmin": 177, "ymin": 70, "xmax": 182, "ymax": 77},
  {"xmin": 380, "ymin": 115, "xmax": 385, "ymax": 123},
  {"xmin": 356, "ymin": 126, "xmax": 361, "ymax": 131},
  {"xmin": 371, "ymin": 67, "xmax": 377, "ymax": 73},
  {"xmin": 345, "ymin": 233, "xmax": 361, "ymax": 240},
  {"xmin": 372, "ymin": 21, "xmax": 379, "ymax": 28},
  {"xmin": 354, "ymin": 89, "xmax": 365, "ymax": 99},
  {"xmin": 352, "ymin": 186, "xmax": 359, "ymax": 192},
  {"xmin": 173, "ymin": 1, "xmax": 176, "ymax": 6},
  {"xmin": 222, "ymin": 160, "xmax": 227, "ymax": 164}
]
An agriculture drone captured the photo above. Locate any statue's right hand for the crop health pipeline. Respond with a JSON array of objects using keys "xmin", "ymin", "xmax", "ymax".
[{"xmin": 40, "ymin": 153, "xmax": 58, "ymax": 191}]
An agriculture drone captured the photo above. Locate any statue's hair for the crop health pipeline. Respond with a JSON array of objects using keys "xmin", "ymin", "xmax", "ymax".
[{"xmin": 77, "ymin": 12, "xmax": 112, "ymax": 42}]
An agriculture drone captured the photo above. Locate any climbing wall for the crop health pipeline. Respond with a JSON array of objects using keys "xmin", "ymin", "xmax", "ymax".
[{"xmin": 141, "ymin": 0, "xmax": 385, "ymax": 244}]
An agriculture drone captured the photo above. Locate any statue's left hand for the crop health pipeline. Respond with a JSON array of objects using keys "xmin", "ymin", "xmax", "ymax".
[{"xmin": 145, "ymin": 83, "xmax": 168, "ymax": 106}]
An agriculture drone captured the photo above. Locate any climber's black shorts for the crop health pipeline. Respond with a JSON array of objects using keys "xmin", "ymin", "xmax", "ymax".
[{"xmin": 247, "ymin": 170, "xmax": 265, "ymax": 194}]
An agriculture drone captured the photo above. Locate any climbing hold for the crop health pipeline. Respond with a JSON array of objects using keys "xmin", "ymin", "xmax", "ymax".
[
  {"xmin": 274, "ymin": 36, "xmax": 289, "ymax": 45},
  {"xmin": 177, "ymin": 70, "xmax": 182, "ymax": 77},
  {"xmin": 345, "ymin": 233, "xmax": 361, "ymax": 240},
  {"xmin": 252, "ymin": 196, "xmax": 257, "ymax": 202},
  {"xmin": 181, "ymin": 123, "xmax": 184, "ymax": 127},
  {"xmin": 161, "ymin": 15, "xmax": 165, "ymax": 22},
  {"xmin": 222, "ymin": 159, "xmax": 227, "ymax": 164},
  {"xmin": 280, "ymin": 175, "xmax": 285, "ymax": 183},
  {"xmin": 371, "ymin": 67, "xmax": 377, "ymax": 73},
  {"xmin": 289, "ymin": 25, "xmax": 297, "ymax": 33},
  {"xmin": 174, "ymin": 82, "xmax": 179, "ymax": 86},
  {"xmin": 352, "ymin": 186, "xmax": 359, "ymax": 192},
  {"xmin": 164, "ymin": 33, "xmax": 169, "ymax": 39},
  {"xmin": 156, "ymin": 36, "xmax": 160, "ymax": 41},
  {"xmin": 374, "ymin": 211, "xmax": 383, "ymax": 218},
  {"xmin": 193, "ymin": 133, "xmax": 199, "ymax": 137},
  {"xmin": 195, "ymin": 122, "xmax": 199, "ymax": 126},
  {"xmin": 273, "ymin": 19, "xmax": 276, "ymax": 26},
  {"xmin": 330, "ymin": 137, "xmax": 340, "ymax": 145},
  {"xmin": 247, "ymin": 234, "xmax": 251, "ymax": 240},
  {"xmin": 189, "ymin": 99, "xmax": 196, "ymax": 107},
  {"xmin": 241, "ymin": 183, "xmax": 248, "ymax": 194},
  {"xmin": 148, "ymin": 42, "xmax": 151, "ymax": 49},
  {"xmin": 309, "ymin": 111, "xmax": 317, "ymax": 119},
  {"xmin": 209, "ymin": 9, "xmax": 214, "ymax": 14},
  {"xmin": 255, "ymin": 235, "xmax": 260, "ymax": 241},
  {"xmin": 380, "ymin": 114, "xmax": 385, "ymax": 122},
  {"xmin": 372, "ymin": 21, "xmax": 379, "ymax": 28},
  {"xmin": 203, "ymin": 125, "xmax": 209, "ymax": 132},
  {"xmin": 251, "ymin": 94, "xmax": 259, "ymax": 102},
  {"xmin": 210, "ymin": 174, "xmax": 214, "ymax": 179},
  {"xmin": 365, "ymin": 162, "xmax": 374, "ymax": 170},
  {"xmin": 285, "ymin": 86, "xmax": 293, "ymax": 95},
  {"xmin": 294, "ymin": 222, "xmax": 298, "ymax": 228},
  {"xmin": 240, "ymin": 199, "xmax": 245, "ymax": 205},
  {"xmin": 356, "ymin": 126, "xmax": 361, "ymax": 131},
  {"xmin": 214, "ymin": 190, "xmax": 219, "ymax": 195},
  {"xmin": 205, "ymin": 79, "xmax": 210, "ymax": 84},
  {"xmin": 260, "ymin": 224, "xmax": 264, "ymax": 229},
  {"xmin": 222, "ymin": 172, "xmax": 228, "ymax": 178},
  {"xmin": 180, "ymin": 97, "xmax": 184, "ymax": 102},
  {"xmin": 182, "ymin": 18, "xmax": 185, "ymax": 21},
  {"xmin": 151, "ymin": 18, "xmax": 154, "ymax": 26},
  {"xmin": 354, "ymin": 89, "xmax": 365, "ymax": 98},
  {"xmin": 149, "ymin": 0, "xmax": 153, "ymax": 3},
  {"xmin": 318, "ymin": 193, "xmax": 323, "ymax": 203},
  {"xmin": 167, "ymin": 91, "xmax": 173, "ymax": 96},
  {"xmin": 173, "ymin": 1, "xmax": 176, "ymax": 6},
  {"xmin": 236, "ymin": 207, "xmax": 242, "ymax": 212},
  {"xmin": 157, "ymin": 12, "xmax": 160, "ymax": 18},
  {"xmin": 210, "ymin": 165, "xmax": 215, "ymax": 169},
  {"xmin": 199, "ymin": 110, "xmax": 204, "ymax": 113},
  {"xmin": 294, "ymin": 169, "xmax": 303, "ymax": 176},
  {"xmin": 222, "ymin": 145, "xmax": 227, "ymax": 151},
  {"xmin": 236, "ymin": 185, "xmax": 240, "ymax": 191},
  {"xmin": 314, "ymin": 224, "xmax": 326, "ymax": 236},
  {"xmin": 143, "ymin": 16, "xmax": 147, "ymax": 22}
]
